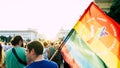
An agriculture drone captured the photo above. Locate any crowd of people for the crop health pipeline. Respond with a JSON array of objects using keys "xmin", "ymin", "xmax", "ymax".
[{"xmin": 0, "ymin": 35, "xmax": 69, "ymax": 68}]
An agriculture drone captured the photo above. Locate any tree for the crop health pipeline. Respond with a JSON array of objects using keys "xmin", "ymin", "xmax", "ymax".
[
  {"xmin": 6, "ymin": 36, "xmax": 12, "ymax": 42},
  {"xmin": 0, "ymin": 35, "xmax": 12, "ymax": 42},
  {"xmin": 107, "ymin": 0, "xmax": 120, "ymax": 24},
  {"xmin": 0, "ymin": 35, "xmax": 7, "ymax": 42},
  {"xmin": 26, "ymin": 38, "xmax": 31, "ymax": 42}
]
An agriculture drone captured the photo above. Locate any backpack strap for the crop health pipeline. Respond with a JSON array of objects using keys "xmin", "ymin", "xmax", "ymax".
[{"xmin": 12, "ymin": 48, "xmax": 27, "ymax": 65}]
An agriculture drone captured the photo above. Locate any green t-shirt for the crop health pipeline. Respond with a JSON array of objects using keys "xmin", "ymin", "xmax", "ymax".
[
  {"xmin": 5, "ymin": 46, "xmax": 27, "ymax": 68},
  {"xmin": 49, "ymin": 46, "xmax": 56, "ymax": 58}
]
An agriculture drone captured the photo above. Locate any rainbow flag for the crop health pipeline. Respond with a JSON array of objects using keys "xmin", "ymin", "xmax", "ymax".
[{"xmin": 60, "ymin": 2, "xmax": 120, "ymax": 68}]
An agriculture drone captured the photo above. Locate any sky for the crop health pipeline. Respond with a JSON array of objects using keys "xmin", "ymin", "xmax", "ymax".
[{"xmin": 0, "ymin": 0, "xmax": 93, "ymax": 40}]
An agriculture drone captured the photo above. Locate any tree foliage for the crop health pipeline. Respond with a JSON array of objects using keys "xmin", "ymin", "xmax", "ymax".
[
  {"xmin": 107, "ymin": 0, "xmax": 120, "ymax": 24},
  {"xmin": 0, "ymin": 35, "xmax": 12, "ymax": 42}
]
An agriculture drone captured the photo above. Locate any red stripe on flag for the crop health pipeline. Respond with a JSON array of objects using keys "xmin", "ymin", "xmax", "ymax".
[{"xmin": 61, "ymin": 44, "xmax": 80, "ymax": 68}]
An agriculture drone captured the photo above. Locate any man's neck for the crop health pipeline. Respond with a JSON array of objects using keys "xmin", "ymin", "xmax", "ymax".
[{"xmin": 34, "ymin": 55, "xmax": 44, "ymax": 62}]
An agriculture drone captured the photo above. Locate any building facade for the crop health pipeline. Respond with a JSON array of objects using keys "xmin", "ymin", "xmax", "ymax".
[
  {"xmin": 56, "ymin": 28, "xmax": 70, "ymax": 41},
  {"xmin": 0, "ymin": 30, "xmax": 38, "ymax": 42}
]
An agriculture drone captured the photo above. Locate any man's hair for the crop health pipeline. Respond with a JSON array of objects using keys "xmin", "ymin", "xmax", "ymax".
[{"xmin": 27, "ymin": 41, "xmax": 44, "ymax": 55}]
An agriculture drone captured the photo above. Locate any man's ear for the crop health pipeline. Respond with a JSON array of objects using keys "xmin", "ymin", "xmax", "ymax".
[{"xmin": 31, "ymin": 49, "xmax": 35, "ymax": 55}]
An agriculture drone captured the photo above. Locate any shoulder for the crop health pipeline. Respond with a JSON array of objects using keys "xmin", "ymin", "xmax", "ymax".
[
  {"xmin": 5, "ymin": 48, "xmax": 12, "ymax": 54},
  {"xmin": 25, "ymin": 62, "xmax": 38, "ymax": 68},
  {"xmin": 44, "ymin": 60, "xmax": 58, "ymax": 68},
  {"xmin": 26, "ymin": 60, "xmax": 58, "ymax": 68},
  {"xmin": 15, "ymin": 47, "xmax": 26, "ymax": 52}
]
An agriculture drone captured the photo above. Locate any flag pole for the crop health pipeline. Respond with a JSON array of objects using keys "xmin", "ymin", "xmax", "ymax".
[
  {"xmin": 50, "ymin": 29, "xmax": 74, "ymax": 60},
  {"xmin": 50, "ymin": 49, "xmax": 59, "ymax": 60},
  {"xmin": 50, "ymin": 42, "xmax": 64, "ymax": 60}
]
